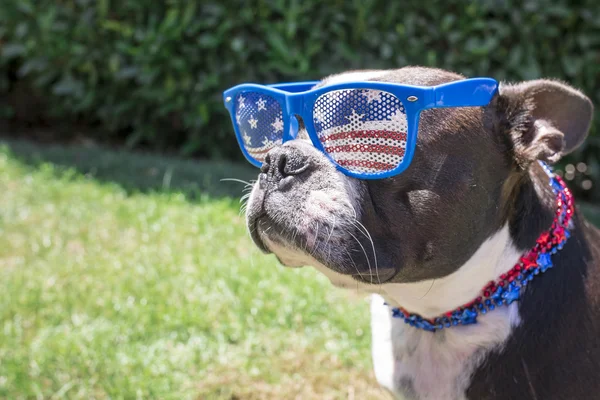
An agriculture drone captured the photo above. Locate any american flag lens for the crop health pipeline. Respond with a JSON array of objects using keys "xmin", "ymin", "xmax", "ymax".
[
  {"xmin": 313, "ymin": 89, "xmax": 408, "ymax": 174},
  {"xmin": 235, "ymin": 92, "xmax": 284, "ymax": 163}
]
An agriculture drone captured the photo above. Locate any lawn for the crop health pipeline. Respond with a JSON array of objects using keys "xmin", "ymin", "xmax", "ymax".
[
  {"xmin": 1, "ymin": 140, "xmax": 598, "ymax": 400},
  {"xmin": 0, "ymin": 140, "xmax": 387, "ymax": 400}
]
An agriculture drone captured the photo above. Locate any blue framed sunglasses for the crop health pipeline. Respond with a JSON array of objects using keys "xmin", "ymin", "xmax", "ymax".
[{"xmin": 223, "ymin": 78, "xmax": 498, "ymax": 179}]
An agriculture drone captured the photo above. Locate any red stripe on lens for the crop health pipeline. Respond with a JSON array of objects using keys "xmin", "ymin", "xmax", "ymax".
[
  {"xmin": 320, "ymin": 130, "xmax": 407, "ymax": 142},
  {"xmin": 336, "ymin": 159, "xmax": 397, "ymax": 171},
  {"xmin": 324, "ymin": 144, "xmax": 406, "ymax": 157}
]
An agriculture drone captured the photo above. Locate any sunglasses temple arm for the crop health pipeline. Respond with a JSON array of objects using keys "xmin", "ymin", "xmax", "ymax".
[{"xmin": 430, "ymin": 78, "xmax": 498, "ymax": 108}]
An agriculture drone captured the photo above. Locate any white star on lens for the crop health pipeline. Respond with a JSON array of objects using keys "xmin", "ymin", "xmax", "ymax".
[
  {"xmin": 314, "ymin": 107, "xmax": 326, "ymax": 124},
  {"xmin": 256, "ymin": 97, "xmax": 267, "ymax": 111},
  {"xmin": 345, "ymin": 109, "xmax": 365, "ymax": 125},
  {"xmin": 262, "ymin": 137, "xmax": 273, "ymax": 146},
  {"xmin": 271, "ymin": 117, "xmax": 284, "ymax": 133},
  {"xmin": 238, "ymin": 95, "xmax": 245, "ymax": 108},
  {"xmin": 242, "ymin": 131, "xmax": 251, "ymax": 145},
  {"xmin": 363, "ymin": 89, "xmax": 382, "ymax": 104},
  {"xmin": 387, "ymin": 109, "xmax": 406, "ymax": 124},
  {"xmin": 248, "ymin": 116, "xmax": 258, "ymax": 129}
]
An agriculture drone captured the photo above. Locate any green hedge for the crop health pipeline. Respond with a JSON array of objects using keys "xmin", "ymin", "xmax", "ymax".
[{"xmin": 0, "ymin": 0, "xmax": 599, "ymax": 196}]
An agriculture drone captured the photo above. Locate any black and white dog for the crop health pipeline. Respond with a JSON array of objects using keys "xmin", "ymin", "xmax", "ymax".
[{"xmin": 244, "ymin": 67, "xmax": 600, "ymax": 399}]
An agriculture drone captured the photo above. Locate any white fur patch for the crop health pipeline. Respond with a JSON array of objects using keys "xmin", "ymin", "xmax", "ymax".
[
  {"xmin": 369, "ymin": 226, "xmax": 523, "ymax": 399},
  {"xmin": 380, "ymin": 225, "xmax": 522, "ymax": 319},
  {"xmin": 371, "ymin": 294, "xmax": 518, "ymax": 400}
]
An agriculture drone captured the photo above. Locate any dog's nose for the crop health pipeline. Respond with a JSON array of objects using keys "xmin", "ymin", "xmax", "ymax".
[{"xmin": 260, "ymin": 145, "xmax": 310, "ymax": 188}]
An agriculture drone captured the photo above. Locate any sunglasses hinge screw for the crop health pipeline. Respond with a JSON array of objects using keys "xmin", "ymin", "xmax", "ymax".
[
  {"xmin": 407, "ymin": 96, "xmax": 418, "ymax": 102},
  {"xmin": 225, "ymin": 96, "xmax": 232, "ymax": 103}
]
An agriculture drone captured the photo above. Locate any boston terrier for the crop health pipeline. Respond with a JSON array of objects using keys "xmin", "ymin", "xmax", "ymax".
[{"xmin": 225, "ymin": 67, "xmax": 599, "ymax": 399}]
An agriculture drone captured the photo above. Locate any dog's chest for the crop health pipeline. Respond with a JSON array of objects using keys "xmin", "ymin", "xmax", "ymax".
[{"xmin": 370, "ymin": 294, "xmax": 518, "ymax": 400}]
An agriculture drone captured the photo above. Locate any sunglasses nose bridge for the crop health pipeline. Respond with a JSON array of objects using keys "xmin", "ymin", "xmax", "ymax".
[{"xmin": 282, "ymin": 94, "xmax": 305, "ymax": 142}]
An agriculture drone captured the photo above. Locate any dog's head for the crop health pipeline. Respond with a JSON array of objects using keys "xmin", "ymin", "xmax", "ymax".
[{"xmin": 245, "ymin": 67, "xmax": 593, "ymax": 292}]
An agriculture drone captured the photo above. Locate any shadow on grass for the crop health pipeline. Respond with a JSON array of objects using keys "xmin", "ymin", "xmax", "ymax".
[{"xmin": 0, "ymin": 138, "xmax": 257, "ymax": 201}]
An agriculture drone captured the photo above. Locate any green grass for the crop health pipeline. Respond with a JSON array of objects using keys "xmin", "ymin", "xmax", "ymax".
[
  {"xmin": 1, "ymin": 140, "xmax": 598, "ymax": 400},
  {"xmin": 0, "ymin": 140, "xmax": 386, "ymax": 400}
]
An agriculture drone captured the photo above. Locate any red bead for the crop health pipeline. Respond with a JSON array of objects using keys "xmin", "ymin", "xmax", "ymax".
[{"xmin": 537, "ymin": 232, "xmax": 551, "ymax": 245}]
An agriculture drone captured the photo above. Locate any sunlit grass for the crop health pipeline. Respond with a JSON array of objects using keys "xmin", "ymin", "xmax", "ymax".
[
  {"xmin": 2, "ymin": 140, "xmax": 597, "ymax": 399},
  {"xmin": 0, "ymin": 141, "xmax": 387, "ymax": 399}
]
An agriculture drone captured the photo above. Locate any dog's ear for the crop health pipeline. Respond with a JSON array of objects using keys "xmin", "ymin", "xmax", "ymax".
[{"xmin": 495, "ymin": 79, "xmax": 593, "ymax": 167}]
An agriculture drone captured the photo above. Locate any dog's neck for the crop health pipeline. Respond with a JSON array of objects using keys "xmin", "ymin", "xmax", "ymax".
[{"xmin": 380, "ymin": 162, "xmax": 559, "ymax": 320}]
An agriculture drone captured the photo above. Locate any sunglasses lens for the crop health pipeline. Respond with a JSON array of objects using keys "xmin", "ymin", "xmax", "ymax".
[
  {"xmin": 313, "ymin": 89, "xmax": 408, "ymax": 175},
  {"xmin": 235, "ymin": 92, "xmax": 283, "ymax": 163}
]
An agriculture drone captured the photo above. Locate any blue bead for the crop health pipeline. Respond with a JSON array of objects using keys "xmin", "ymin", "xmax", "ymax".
[
  {"xmin": 528, "ymin": 274, "xmax": 535, "ymax": 281},
  {"xmin": 538, "ymin": 252, "xmax": 553, "ymax": 272},
  {"xmin": 419, "ymin": 320, "xmax": 436, "ymax": 332},
  {"xmin": 489, "ymin": 304, "xmax": 495, "ymax": 310},
  {"xmin": 481, "ymin": 308, "xmax": 487, "ymax": 314},
  {"xmin": 501, "ymin": 283, "xmax": 521, "ymax": 305},
  {"xmin": 551, "ymin": 180, "xmax": 562, "ymax": 191},
  {"xmin": 460, "ymin": 308, "xmax": 478, "ymax": 325},
  {"xmin": 436, "ymin": 324, "xmax": 444, "ymax": 330},
  {"xmin": 452, "ymin": 320, "xmax": 458, "ymax": 326}
]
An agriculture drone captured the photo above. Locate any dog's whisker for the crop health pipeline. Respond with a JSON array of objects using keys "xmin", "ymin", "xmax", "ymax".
[
  {"xmin": 220, "ymin": 178, "xmax": 252, "ymax": 185},
  {"xmin": 325, "ymin": 215, "xmax": 336, "ymax": 247},
  {"xmin": 309, "ymin": 222, "xmax": 320, "ymax": 257},
  {"xmin": 351, "ymin": 220, "xmax": 381, "ymax": 286},
  {"xmin": 348, "ymin": 231, "xmax": 373, "ymax": 284},
  {"xmin": 344, "ymin": 248, "xmax": 365, "ymax": 283},
  {"xmin": 418, "ymin": 279, "xmax": 436, "ymax": 300}
]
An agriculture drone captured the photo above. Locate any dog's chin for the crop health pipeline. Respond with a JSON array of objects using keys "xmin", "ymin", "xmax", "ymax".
[{"xmin": 249, "ymin": 215, "xmax": 397, "ymax": 287}]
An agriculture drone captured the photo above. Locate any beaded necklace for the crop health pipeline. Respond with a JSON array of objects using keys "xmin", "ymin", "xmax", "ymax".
[{"xmin": 389, "ymin": 162, "xmax": 574, "ymax": 332}]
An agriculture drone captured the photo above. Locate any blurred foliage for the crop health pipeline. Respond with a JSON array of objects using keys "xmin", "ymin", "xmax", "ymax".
[{"xmin": 0, "ymin": 0, "xmax": 599, "ymax": 198}]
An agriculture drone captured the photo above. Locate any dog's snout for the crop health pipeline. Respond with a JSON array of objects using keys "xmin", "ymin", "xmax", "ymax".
[{"xmin": 260, "ymin": 146, "xmax": 310, "ymax": 189}]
